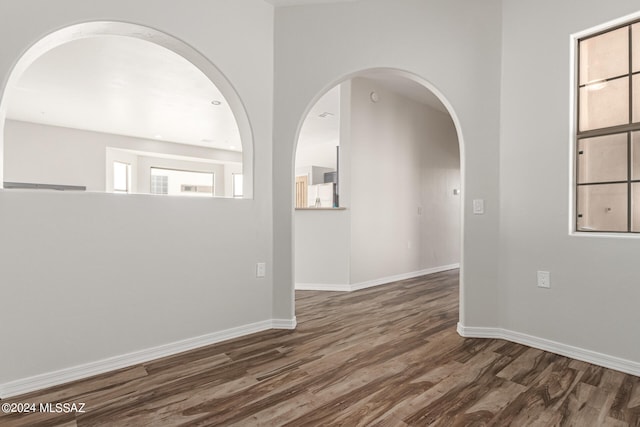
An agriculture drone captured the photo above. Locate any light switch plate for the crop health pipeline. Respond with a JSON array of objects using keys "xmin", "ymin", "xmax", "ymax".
[
  {"xmin": 256, "ymin": 262, "xmax": 266, "ymax": 278},
  {"xmin": 473, "ymin": 199, "xmax": 485, "ymax": 215}
]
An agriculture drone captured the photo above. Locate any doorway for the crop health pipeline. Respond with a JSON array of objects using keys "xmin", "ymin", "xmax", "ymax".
[{"xmin": 294, "ymin": 71, "xmax": 462, "ymax": 292}]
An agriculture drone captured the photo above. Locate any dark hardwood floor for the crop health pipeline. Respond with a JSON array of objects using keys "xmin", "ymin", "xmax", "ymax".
[{"xmin": 2, "ymin": 269, "xmax": 640, "ymax": 426}]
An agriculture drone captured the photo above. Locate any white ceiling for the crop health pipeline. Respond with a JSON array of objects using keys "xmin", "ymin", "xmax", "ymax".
[{"xmin": 6, "ymin": 35, "xmax": 242, "ymax": 151}]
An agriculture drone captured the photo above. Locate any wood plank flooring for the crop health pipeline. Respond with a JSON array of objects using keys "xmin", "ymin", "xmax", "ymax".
[{"xmin": 2, "ymin": 269, "xmax": 640, "ymax": 426}]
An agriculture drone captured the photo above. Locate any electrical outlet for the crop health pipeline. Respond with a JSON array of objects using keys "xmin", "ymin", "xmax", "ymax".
[
  {"xmin": 537, "ymin": 270, "xmax": 550, "ymax": 288},
  {"xmin": 256, "ymin": 262, "xmax": 266, "ymax": 278}
]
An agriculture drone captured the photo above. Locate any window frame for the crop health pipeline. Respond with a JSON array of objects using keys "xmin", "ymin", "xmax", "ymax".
[{"xmin": 573, "ymin": 15, "xmax": 640, "ymax": 235}]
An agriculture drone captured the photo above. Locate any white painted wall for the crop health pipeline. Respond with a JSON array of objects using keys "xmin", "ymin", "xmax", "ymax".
[
  {"xmin": 0, "ymin": 0, "xmax": 274, "ymax": 388},
  {"xmin": 295, "ymin": 143, "xmax": 338, "ymax": 170},
  {"xmin": 274, "ymin": 0, "xmax": 502, "ymax": 326},
  {"xmin": 295, "ymin": 209, "xmax": 350, "ymax": 285},
  {"xmin": 4, "ymin": 120, "xmax": 236, "ymax": 195},
  {"xmin": 499, "ymin": 0, "xmax": 640, "ymax": 364},
  {"xmin": 349, "ymin": 77, "xmax": 460, "ymax": 283}
]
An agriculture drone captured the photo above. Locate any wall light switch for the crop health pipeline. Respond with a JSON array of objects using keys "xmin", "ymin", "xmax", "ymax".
[
  {"xmin": 473, "ymin": 199, "xmax": 485, "ymax": 215},
  {"xmin": 256, "ymin": 262, "xmax": 266, "ymax": 278}
]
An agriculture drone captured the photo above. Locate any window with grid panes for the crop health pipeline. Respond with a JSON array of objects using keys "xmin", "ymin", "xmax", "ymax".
[{"xmin": 576, "ymin": 20, "xmax": 640, "ymax": 233}]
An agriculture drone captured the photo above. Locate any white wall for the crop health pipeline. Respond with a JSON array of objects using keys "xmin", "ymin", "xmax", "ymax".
[
  {"xmin": 0, "ymin": 0, "xmax": 274, "ymax": 390},
  {"xmin": 274, "ymin": 0, "xmax": 503, "ymax": 325},
  {"xmin": 295, "ymin": 209, "xmax": 350, "ymax": 285},
  {"xmin": 295, "ymin": 143, "xmax": 338, "ymax": 170},
  {"xmin": 499, "ymin": 0, "xmax": 640, "ymax": 364},
  {"xmin": 5, "ymin": 120, "xmax": 237, "ymax": 195},
  {"xmin": 349, "ymin": 77, "xmax": 460, "ymax": 283}
]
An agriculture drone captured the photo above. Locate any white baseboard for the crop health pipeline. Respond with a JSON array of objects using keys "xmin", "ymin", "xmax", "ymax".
[
  {"xmin": 457, "ymin": 323, "xmax": 640, "ymax": 377},
  {"xmin": 272, "ymin": 317, "xmax": 297, "ymax": 329},
  {"xmin": 350, "ymin": 264, "xmax": 459, "ymax": 291},
  {"xmin": 295, "ymin": 283, "xmax": 351, "ymax": 291},
  {"xmin": 296, "ymin": 263, "xmax": 459, "ymax": 292},
  {"xmin": 0, "ymin": 318, "xmax": 297, "ymax": 399}
]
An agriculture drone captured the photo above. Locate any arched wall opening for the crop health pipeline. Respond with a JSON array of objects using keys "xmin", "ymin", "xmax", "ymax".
[
  {"xmin": 291, "ymin": 68, "xmax": 466, "ymax": 322},
  {"xmin": 0, "ymin": 21, "xmax": 254, "ymax": 198}
]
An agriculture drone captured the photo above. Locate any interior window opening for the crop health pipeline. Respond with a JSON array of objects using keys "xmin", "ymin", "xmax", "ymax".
[
  {"xmin": 2, "ymin": 32, "xmax": 246, "ymax": 198},
  {"xmin": 295, "ymin": 85, "xmax": 341, "ymax": 209}
]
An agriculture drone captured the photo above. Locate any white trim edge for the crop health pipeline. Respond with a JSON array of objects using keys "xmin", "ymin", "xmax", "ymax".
[
  {"xmin": 350, "ymin": 264, "xmax": 459, "ymax": 292},
  {"xmin": 0, "ymin": 318, "xmax": 297, "ymax": 399},
  {"xmin": 457, "ymin": 323, "xmax": 640, "ymax": 377},
  {"xmin": 296, "ymin": 264, "xmax": 459, "ymax": 292},
  {"xmin": 295, "ymin": 283, "xmax": 351, "ymax": 291},
  {"xmin": 272, "ymin": 317, "xmax": 297, "ymax": 329}
]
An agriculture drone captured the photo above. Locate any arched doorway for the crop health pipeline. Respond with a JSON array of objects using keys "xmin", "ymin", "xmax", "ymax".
[{"xmin": 292, "ymin": 68, "xmax": 466, "ymax": 321}]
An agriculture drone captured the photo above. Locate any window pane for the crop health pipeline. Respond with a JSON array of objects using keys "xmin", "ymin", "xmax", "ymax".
[
  {"xmin": 633, "ymin": 23, "xmax": 640, "ymax": 73},
  {"xmin": 579, "ymin": 77, "xmax": 629, "ymax": 131},
  {"xmin": 150, "ymin": 175, "xmax": 168, "ymax": 195},
  {"xmin": 579, "ymin": 26, "xmax": 628, "ymax": 85},
  {"xmin": 632, "ymin": 132, "xmax": 640, "ymax": 180},
  {"xmin": 150, "ymin": 168, "xmax": 213, "ymax": 197},
  {"xmin": 577, "ymin": 183, "xmax": 628, "ymax": 232},
  {"xmin": 113, "ymin": 161, "xmax": 129, "ymax": 193},
  {"xmin": 632, "ymin": 183, "xmax": 640, "ymax": 231},
  {"xmin": 633, "ymin": 74, "xmax": 640, "ymax": 123},
  {"xmin": 233, "ymin": 173, "xmax": 243, "ymax": 198},
  {"xmin": 577, "ymin": 133, "xmax": 627, "ymax": 183}
]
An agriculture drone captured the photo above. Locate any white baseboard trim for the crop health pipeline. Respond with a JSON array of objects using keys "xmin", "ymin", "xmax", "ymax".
[
  {"xmin": 350, "ymin": 264, "xmax": 460, "ymax": 292},
  {"xmin": 272, "ymin": 317, "xmax": 297, "ymax": 329},
  {"xmin": 295, "ymin": 283, "xmax": 351, "ymax": 291},
  {"xmin": 457, "ymin": 323, "xmax": 640, "ymax": 377},
  {"xmin": 296, "ymin": 263, "xmax": 459, "ymax": 292},
  {"xmin": 0, "ymin": 318, "xmax": 297, "ymax": 399}
]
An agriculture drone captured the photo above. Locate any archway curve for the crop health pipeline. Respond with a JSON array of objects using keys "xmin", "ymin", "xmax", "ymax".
[
  {"xmin": 291, "ymin": 67, "xmax": 467, "ymax": 325},
  {"xmin": 0, "ymin": 21, "xmax": 254, "ymax": 198}
]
